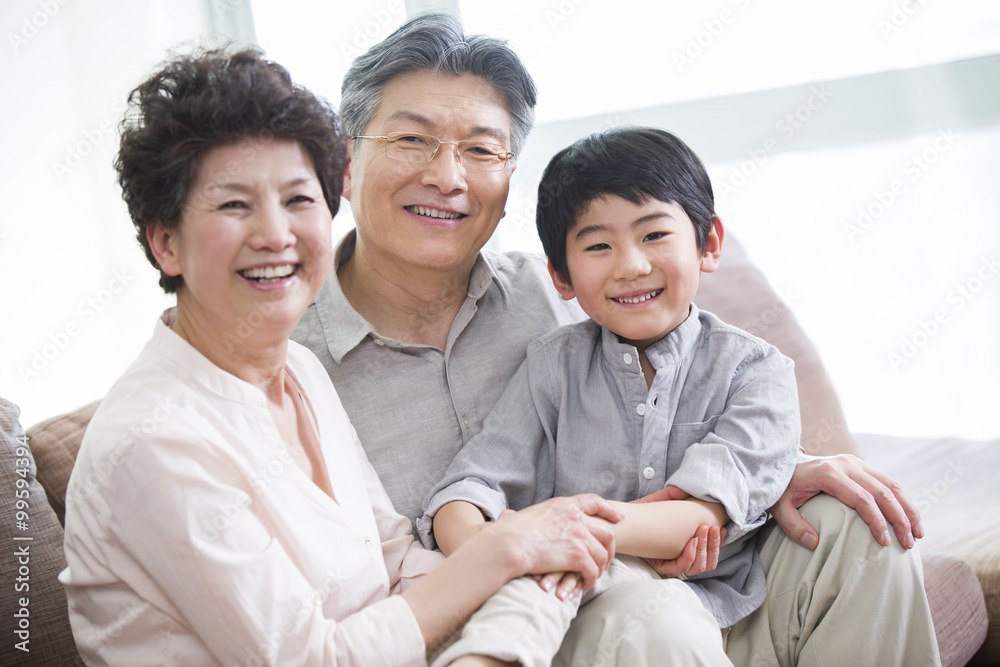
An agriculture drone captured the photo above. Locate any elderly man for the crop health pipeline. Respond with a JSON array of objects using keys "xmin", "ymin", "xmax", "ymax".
[{"xmin": 293, "ymin": 12, "xmax": 939, "ymax": 666}]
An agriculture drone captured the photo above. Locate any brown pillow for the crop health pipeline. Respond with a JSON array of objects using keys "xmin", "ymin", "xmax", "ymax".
[
  {"xmin": 696, "ymin": 232, "xmax": 858, "ymax": 457},
  {"xmin": 25, "ymin": 400, "xmax": 101, "ymax": 527},
  {"xmin": 1, "ymin": 397, "xmax": 84, "ymax": 665}
]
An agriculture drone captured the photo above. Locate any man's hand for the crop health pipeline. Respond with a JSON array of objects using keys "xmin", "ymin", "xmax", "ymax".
[
  {"xmin": 770, "ymin": 453, "xmax": 924, "ymax": 550},
  {"xmin": 645, "ymin": 524, "xmax": 725, "ymax": 578},
  {"xmin": 632, "ymin": 485, "xmax": 724, "ymax": 578}
]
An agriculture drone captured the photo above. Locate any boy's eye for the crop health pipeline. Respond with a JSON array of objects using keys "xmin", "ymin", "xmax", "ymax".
[
  {"xmin": 585, "ymin": 243, "xmax": 611, "ymax": 252},
  {"xmin": 643, "ymin": 231, "xmax": 668, "ymax": 242}
]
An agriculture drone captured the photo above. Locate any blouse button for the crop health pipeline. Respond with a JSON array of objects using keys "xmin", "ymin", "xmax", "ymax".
[
  {"xmin": 623, "ymin": 353, "xmax": 633, "ymax": 365},
  {"xmin": 363, "ymin": 536, "xmax": 373, "ymax": 547},
  {"xmin": 373, "ymin": 338, "xmax": 386, "ymax": 346},
  {"xmin": 642, "ymin": 467, "xmax": 655, "ymax": 480},
  {"xmin": 636, "ymin": 403, "xmax": 646, "ymax": 416}
]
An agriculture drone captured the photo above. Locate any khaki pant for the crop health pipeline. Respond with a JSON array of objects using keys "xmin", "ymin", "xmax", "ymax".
[{"xmin": 434, "ymin": 495, "xmax": 941, "ymax": 667}]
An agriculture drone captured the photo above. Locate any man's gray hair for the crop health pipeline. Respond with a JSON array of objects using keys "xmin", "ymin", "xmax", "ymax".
[{"xmin": 340, "ymin": 12, "xmax": 537, "ymax": 157}]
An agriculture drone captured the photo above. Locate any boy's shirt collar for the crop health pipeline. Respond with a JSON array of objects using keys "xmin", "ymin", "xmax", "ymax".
[{"xmin": 600, "ymin": 303, "xmax": 702, "ymax": 373}]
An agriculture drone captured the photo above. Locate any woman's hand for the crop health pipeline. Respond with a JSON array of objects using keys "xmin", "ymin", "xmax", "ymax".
[
  {"xmin": 490, "ymin": 494, "xmax": 622, "ymax": 591},
  {"xmin": 769, "ymin": 453, "xmax": 924, "ymax": 549}
]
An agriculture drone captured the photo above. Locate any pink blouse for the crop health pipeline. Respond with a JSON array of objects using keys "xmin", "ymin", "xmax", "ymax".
[{"xmin": 61, "ymin": 310, "xmax": 443, "ymax": 666}]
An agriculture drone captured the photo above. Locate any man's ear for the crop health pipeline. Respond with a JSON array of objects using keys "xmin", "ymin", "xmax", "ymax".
[
  {"xmin": 700, "ymin": 215, "xmax": 725, "ymax": 274},
  {"xmin": 547, "ymin": 258, "xmax": 576, "ymax": 301},
  {"xmin": 146, "ymin": 220, "xmax": 182, "ymax": 277},
  {"xmin": 342, "ymin": 140, "xmax": 354, "ymax": 201}
]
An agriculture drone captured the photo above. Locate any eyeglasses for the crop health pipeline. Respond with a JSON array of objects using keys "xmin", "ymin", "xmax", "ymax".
[{"xmin": 352, "ymin": 132, "xmax": 515, "ymax": 172}]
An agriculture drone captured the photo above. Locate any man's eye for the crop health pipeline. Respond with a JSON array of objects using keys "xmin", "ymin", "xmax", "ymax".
[
  {"xmin": 287, "ymin": 195, "xmax": 314, "ymax": 205},
  {"xmin": 394, "ymin": 135, "xmax": 430, "ymax": 146},
  {"xmin": 220, "ymin": 200, "xmax": 247, "ymax": 210}
]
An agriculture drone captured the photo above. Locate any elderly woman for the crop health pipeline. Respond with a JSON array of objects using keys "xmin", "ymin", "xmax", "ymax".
[{"xmin": 59, "ymin": 47, "xmax": 620, "ymax": 666}]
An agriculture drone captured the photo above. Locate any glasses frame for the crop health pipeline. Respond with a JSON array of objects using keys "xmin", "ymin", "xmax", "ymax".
[{"xmin": 352, "ymin": 132, "xmax": 515, "ymax": 172}]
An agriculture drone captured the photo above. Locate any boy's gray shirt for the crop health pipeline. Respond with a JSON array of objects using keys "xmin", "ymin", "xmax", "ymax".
[{"xmin": 418, "ymin": 307, "xmax": 800, "ymax": 627}]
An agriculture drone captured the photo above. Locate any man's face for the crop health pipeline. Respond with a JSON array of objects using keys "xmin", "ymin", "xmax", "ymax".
[{"xmin": 343, "ymin": 70, "xmax": 515, "ymax": 278}]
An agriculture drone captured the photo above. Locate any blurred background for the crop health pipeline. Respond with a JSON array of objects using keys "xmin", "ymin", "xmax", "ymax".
[{"xmin": 1, "ymin": 0, "xmax": 998, "ymax": 439}]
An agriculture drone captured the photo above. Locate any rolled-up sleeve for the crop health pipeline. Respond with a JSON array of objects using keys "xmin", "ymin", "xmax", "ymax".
[{"xmin": 665, "ymin": 341, "xmax": 800, "ymax": 541}]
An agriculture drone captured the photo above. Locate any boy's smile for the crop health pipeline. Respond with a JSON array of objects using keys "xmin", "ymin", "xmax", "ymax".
[{"xmin": 549, "ymin": 195, "xmax": 722, "ymax": 353}]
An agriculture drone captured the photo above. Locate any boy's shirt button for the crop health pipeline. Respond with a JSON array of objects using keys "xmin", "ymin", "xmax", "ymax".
[
  {"xmin": 642, "ymin": 467, "xmax": 655, "ymax": 480},
  {"xmin": 623, "ymin": 353, "xmax": 633, "ymax": 365},
  {"xmin": 636, "ymin": 403, "xmax": 646, "ymax": 416}
]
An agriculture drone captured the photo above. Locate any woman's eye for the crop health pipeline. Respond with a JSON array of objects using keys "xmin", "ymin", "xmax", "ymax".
[
  {"xmin": 287, "ymin": 195, "xmax": 314, "ymax": 205},
  {"xmin": 220, "ymin": 200, "xmax": 247, "ymax": 210}
]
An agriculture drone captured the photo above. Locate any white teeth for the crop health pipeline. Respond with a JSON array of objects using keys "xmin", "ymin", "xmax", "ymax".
[
  {"xmin": 408, "ymin": 205, "xmax": 462, "ymax": 219},
  {"xmin": 614, "ymin": 290, "xmax": 661, "ymax": 304},
  {"xmin": 240, "ymin": 264, "xmax": 296, "ymax": 282}
]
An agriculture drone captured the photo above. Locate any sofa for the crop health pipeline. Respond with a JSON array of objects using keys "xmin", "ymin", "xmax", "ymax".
[{"xmin": 1, "ymin": 233, "xmax": 994, "ymax": 666}]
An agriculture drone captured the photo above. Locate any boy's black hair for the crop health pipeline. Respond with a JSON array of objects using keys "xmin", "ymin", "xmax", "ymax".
[{"xmin": 536, "ymin": 126, "xmax": 716, "ymax": 281}]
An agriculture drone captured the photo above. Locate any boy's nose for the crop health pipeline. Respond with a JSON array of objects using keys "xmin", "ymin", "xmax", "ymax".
[{"xmin": 614, "ymin": 247, "xmax": 652, "ymax": 281}]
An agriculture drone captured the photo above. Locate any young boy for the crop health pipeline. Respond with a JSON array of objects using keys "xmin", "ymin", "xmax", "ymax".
[{"xmin": 419, "ymin": 127, "xmax": 800, "ymax": 666}]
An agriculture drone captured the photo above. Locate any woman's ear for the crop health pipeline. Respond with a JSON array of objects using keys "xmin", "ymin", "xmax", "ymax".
[
  {"xmin": 547, "ymin": 258, "xmax": 576, "ymax": 301},
  {"xmin": 700, "ymin": 215, "xmax": 725, "ymax": 274},
  {"xmin": 146, "ymin": 220, "xmax": 183, "ymax": 277}
]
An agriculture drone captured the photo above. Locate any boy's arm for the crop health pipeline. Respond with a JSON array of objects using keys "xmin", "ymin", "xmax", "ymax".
[
  {"xmin": 607, "ymin": 498, "xmax": 727, "ymax": 559},
  {"xmin": 433, "ymin": 500, "xmax": 489, "ymax": 556}
]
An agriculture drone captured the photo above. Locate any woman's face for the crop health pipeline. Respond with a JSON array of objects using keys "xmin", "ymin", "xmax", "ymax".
[{"xmin": 149, "ymin": 139, "xmax": 333, "ymax": 346}]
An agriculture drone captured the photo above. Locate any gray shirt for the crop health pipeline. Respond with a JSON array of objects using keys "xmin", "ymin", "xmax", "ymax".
[
  {"xmin": 418, "ymin": 307, "xmax": 800, "ymax": 627},
  {"xmin": 291, "ymin": 231, "xmax": 585, "ymax": 527}
]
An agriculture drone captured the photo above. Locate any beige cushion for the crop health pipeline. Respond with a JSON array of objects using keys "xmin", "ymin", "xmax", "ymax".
[
  {"xmin": 0, "ymin": 398, "xmax": 83, "ymax": 665},
  {"xmin": 25, "ymin": 400, "xmax": 100, "ymax": 527},
  {"xmin": 696, "ymin": 233, "xmax": 858, "ymax": 457}
]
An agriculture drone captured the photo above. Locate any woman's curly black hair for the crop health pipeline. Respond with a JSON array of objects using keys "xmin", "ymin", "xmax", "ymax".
[{"xmin": 115, "ymin": 46, "xmax": 347, "ymax": 293}]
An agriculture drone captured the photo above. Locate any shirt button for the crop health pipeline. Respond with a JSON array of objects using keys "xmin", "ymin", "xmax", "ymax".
[
  {"xmin": 363, "ymin": 536, "xmax": 373, "ymax": 547},
  {"xmin": 642, "ymin": 467, "xmax": 655, "ymax": 480},
  {"xmin": 636, "ymin": 403, "xmax": 646, "ymax": 416},
  {"xmin": 373, "ymin": 338, "xmax": 386, "ymax": 346},
  {"xmin": 623, "ymin": 353, "xmax": 633, "ymax": 365},
  {"xmin": 462, "ymin": 416, "xmax": 471, "ymax": 429}
]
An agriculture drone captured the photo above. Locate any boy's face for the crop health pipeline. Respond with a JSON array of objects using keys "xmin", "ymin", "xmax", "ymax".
[{"xmin": 549, "ymin": 195, "xmax": 722, "ymax": 351}]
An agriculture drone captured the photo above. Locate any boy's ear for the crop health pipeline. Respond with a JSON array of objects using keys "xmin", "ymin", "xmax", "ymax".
[
  {"xmin": 146, "ymin": 220, "xmax": 183, "ymax": 277},
  {"xmin": 547, "ymin": 258, "xmax": 576, "ymax": 301},
  {"xmin": 699, "ymin": 215, "xmax": 725, "ymax": 274}
]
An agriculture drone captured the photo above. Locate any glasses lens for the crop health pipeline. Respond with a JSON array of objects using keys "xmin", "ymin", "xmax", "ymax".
[{"xmin": 384, "ymin": 134, "xmax": 509, "ymax": 171}]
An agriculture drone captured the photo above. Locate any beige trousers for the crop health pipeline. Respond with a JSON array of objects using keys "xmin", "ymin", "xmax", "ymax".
[
  {"xmin": 434, "ymin": 495, "xmax": 941, "ymax": 667},
  {"xmin": 725, "ymin": 494, "xmax": 941, "ymax": 667}
]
